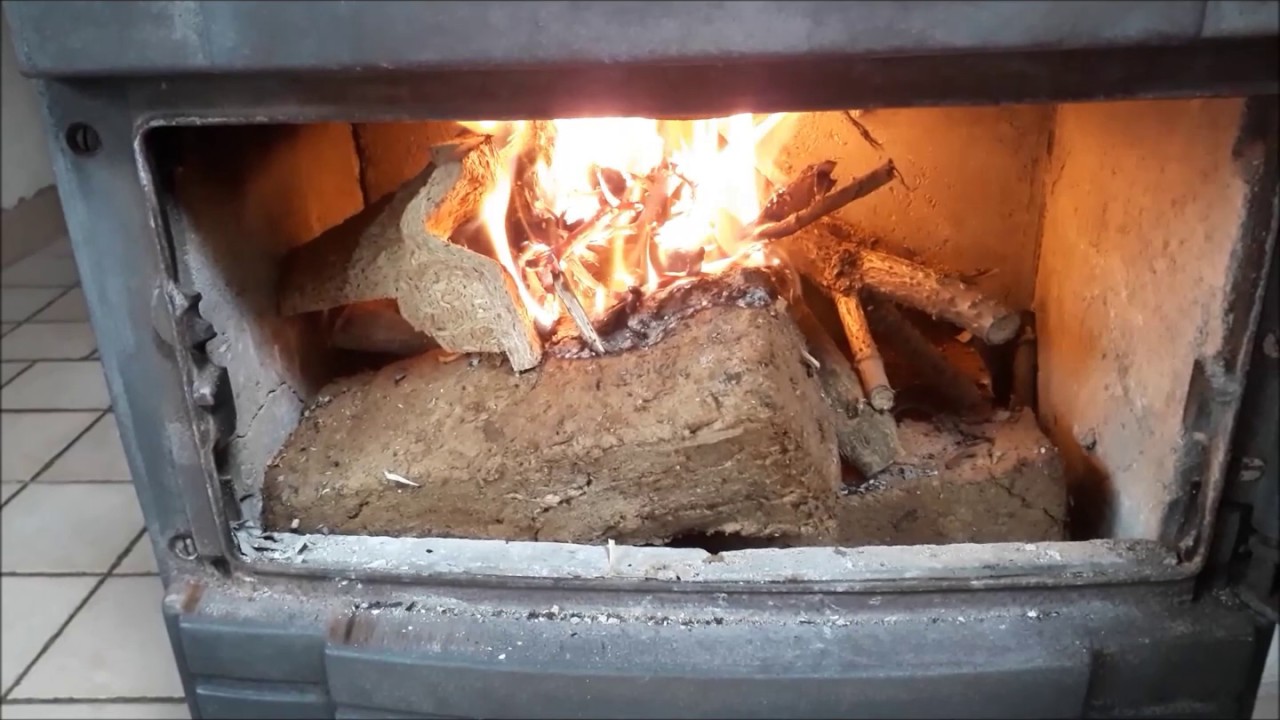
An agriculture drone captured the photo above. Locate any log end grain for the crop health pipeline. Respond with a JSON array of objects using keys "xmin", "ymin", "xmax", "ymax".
[
  {"xmin": 262, "ymin": 304, "xmax": 842, "ymax": 545},
  {"xmin": 393, "ymin": 141, "xmax": 543, "ymax": 372},
  {"xmin": 831, "ymin": 409, "xmax": 1067, "ymax": 546},
  {"xmin": 984, "ymin": 311, "xmax": 1024, "ymax": 346}
]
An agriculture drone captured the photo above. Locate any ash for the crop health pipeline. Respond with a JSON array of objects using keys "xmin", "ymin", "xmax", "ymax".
[{"xmin": 548, "ymin": 265, "xmax": 788, "ymax": 359}]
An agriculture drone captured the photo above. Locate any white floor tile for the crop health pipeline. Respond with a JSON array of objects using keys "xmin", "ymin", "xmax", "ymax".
[
  {"xmin": 116, "ymin": 537, "xmax": 159, "ymax": 574},
  {"xmin": 1, "ymin": 289, "xmax": 64, "ymax": 323},
  {"xmin": 1, "ymin": 363, "xmax": 110, "ymax": 410},
  {"xmin": 31, "ymin": 288, "xmax": 90, "ymax": 322},
  {"xmin": 0, "ymin": 702, "xmax": 190, "ymax": 719},
  {"xmin": 1, "ymin": 485, "xmax": 142, "ymax": 573},
  {"xmin": 42, "ymin": 414, "xmax": 131, "ymax": 482},
  {"xmin": 1, "ymin": 324, "xmax": 97, "ymax": 361},
  {"xmin": 1257, "ymin": 692, "xmax": 1278, "ymax": 720},
  {"xmin": 1, "ymin": 362, "xmax": 29, "ymax": 385},
  {"xmin": 1, "ymin": 324, "xmax": 14, "ymax": 336},
  {"xmin": 10, "ymin": 577, "xmax": 184, "ymax": 700},
  {"xmin": 36, "ymin": 237, "xmax": 75, "ymax": 258},
  {"xmin": 0, "ymin": 412, "xmax": 99, "ymax": 481},
  {"xmin": 0, "ymin": 576, "xmax": 98, "ymax": 691},
  {"xmin": 0, "ymin": 252, "xmax": 80, "ymax": 288}
]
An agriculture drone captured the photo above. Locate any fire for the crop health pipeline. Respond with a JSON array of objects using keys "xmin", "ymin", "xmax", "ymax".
[{"xmin": 475, "ymin": 114, "xmax": 795, "ymax": 332}]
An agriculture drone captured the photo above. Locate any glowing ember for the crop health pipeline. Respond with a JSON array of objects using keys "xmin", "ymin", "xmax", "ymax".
[{"xmin": 475, "ymin": 114, "xmax": 796, "ymax": 332}]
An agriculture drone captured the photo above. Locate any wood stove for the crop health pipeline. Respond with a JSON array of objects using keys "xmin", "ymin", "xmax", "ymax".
[{"xmin": 6, "ymin": 2, "xmax": 1279, "ymax": 717}]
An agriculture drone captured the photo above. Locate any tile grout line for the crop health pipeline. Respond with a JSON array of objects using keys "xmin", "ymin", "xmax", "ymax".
[
  {"xmin": 1, "ymin": 528, "xmax": 148, "ymax": 701},
  {"xmin": 0, "ymin": 362, "xmax": 35, "ymax": 390},
  {"xmin": 0, "ymin": 408, "xmax": 110, "ymax": 512},
  {"xmin": 1, "ymin": 285, "xmax": 75, "ymax": 326}
]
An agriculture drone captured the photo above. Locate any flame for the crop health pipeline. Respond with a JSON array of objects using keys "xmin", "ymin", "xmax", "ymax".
[{"xmin": 476, "ymin": 113, "xmax": 795, "ymax": 330}]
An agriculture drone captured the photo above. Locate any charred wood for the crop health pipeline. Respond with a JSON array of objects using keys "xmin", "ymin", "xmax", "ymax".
[{"xmin": 751, "ymin": 160, "xmax": 897, "ymax": 242}]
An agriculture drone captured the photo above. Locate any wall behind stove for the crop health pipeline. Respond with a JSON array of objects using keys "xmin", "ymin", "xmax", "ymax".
[
  {"xmin": 1, "ymin": 15, "xmax": 63, "ymax": 266},
  {"xmin": 775, "ymin": 106, "xmax": 1056, "ymax": 311}
]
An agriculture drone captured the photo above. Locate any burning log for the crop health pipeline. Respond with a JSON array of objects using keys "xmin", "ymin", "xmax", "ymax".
[
  {"xmin": 750, "ymin": 160, "xmax": 897, "ymax": 242},
  {"xmin": 263, "ymin": 304, "xmax": 842, "ymax": 545},
  {"xmin": 862, "ymin": 296, "xmax": 989, "ymax": 416},
  {"xmin": 790, "ymin": 300, "xmax": 900, "ymax": 476},
  {"xmin": 757, "ymin": 160, "xmax": 837, "ymax": 224},
  {"xmin": 277, "ymin": 138, "xmax": 544, "ymax": 372},
  {"xmin": 549, "ymin": 265, "xmax": 788, "ymax": 359},
  {"xmin": 526, "ymin": 247, "xmax": 606, "ymax": 355}
]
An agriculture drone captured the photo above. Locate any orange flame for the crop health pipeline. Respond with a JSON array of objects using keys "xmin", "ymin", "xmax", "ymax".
[{"xmin": 478, "ymin": 113, "xmax": 794, "ymax": 330}]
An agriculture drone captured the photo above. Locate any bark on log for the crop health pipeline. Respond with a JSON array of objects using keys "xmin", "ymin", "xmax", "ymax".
[
  {"xmin": 263, "ymin": 304, "xmax": 842, "ymax": 545},
  {"xmin": 791, "ymin": 300, "xmax": 900, "ymax": 476},
  {"xmin": 278, "ymin": 139, "xmax": 544, "ymax": 372},
  {"xmin": 856, "ymin": 249, "xmax": 1022, "ymax": 346},
  {"xmin": 834, "ymin": 293, "xmax": 895, "ymax": 412},
  {"xmin": 779, "ymin": 221, "xmax": 1022, "ymax": 348}
]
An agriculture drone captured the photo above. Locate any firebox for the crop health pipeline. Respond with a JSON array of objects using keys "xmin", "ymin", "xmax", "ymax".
[{"xmin": 7, "ymin": 2, "xmax": 1279, "ymax": 718}]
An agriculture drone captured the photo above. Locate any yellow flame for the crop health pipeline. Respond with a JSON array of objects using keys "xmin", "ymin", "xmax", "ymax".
[
  {"xmin": 480, "ymin": 140, "xmax": 560, "ymax": 331},
  {"xmin": 479, "ymin": 113, "xmax": 796, "ymax": 327}
]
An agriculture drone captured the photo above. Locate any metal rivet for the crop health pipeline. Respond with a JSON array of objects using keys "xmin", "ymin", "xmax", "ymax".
[{"xmin": 65, "ymin": 122, "xmax": 102, "ymax": 156}]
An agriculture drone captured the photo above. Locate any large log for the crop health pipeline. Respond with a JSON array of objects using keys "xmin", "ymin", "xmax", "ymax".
[
  {"xmin": 263, "ymin": 304, "xmax": 842, "ymax": 545},
  {"xmin": 277, "ymin": 139, "xmax": 544, "ymax": 371}
]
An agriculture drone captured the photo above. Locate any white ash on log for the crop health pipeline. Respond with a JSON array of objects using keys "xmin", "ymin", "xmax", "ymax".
[
  {"xmin": 262, "ymin": 304, "xmax": 842, "ymax": 545},
  {"xmin": 277, "ymin": 138, "xmax": 544, "ymax": 371},
  {"xmin": 549, "ymin": 265, "xmax": 790, "ymax": 359},
  {"xmin": 790, "ymin": 299, "xmax": 901, "ymax": 476}
]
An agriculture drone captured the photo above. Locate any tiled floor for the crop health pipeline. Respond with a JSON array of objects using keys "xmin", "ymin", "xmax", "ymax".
[
  {"xmin": 1, "ymin": 239, "xmax": 188, "ymax": 719},
  {"xmin": 0, "ymin": 236, "xmax": 1276, "ymax": 719}
]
